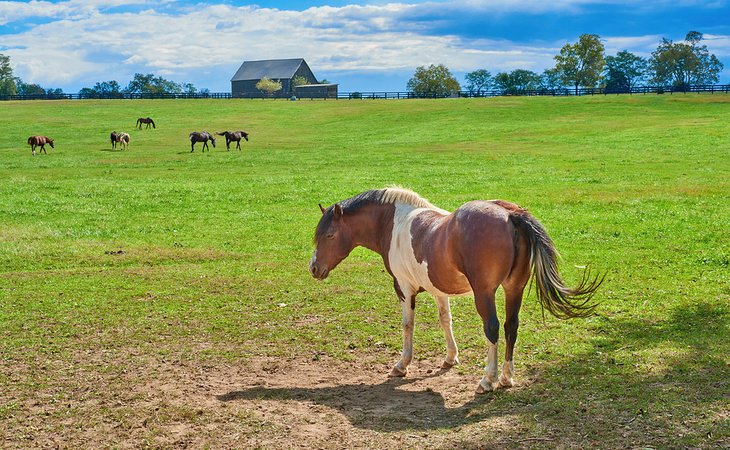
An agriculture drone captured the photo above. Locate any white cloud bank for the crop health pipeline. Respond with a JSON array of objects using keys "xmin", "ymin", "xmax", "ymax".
[{"xmin": 1, "ymin": 0, "xmax": 728, "ymax": 91}]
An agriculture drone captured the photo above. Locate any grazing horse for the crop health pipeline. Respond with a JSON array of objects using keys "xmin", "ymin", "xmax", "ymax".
[
  {"xmin": 136, "ymin": 117, "xmax": 156, "ymax": 129},
  {"xmin": 27, "ymin": 136, "xmax": 54, "ymax": 155},
  {"xmin": 189, "ymin": 131, "xmax": 216, "ymax": 152},
  {"xmin": 309, "ymin": 187, "xmax": 602, "ymax": 394},
  {"xmin": 215, "ymin": 131, "xmax": 249, "ymax": 151},
  {"xmin": 110, "ymin": 131, "xmax": 130, "ymax": 150}
]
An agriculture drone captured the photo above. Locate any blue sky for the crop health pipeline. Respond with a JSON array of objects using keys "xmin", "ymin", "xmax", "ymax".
[{"xmin": 1, "ymin": 0, "xmax": 729, "ymax": 92}]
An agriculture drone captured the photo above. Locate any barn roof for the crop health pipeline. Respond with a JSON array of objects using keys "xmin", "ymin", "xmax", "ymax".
[{"xmin": 230, "ymin": 58, "xmax": 308, "ymax": 81}]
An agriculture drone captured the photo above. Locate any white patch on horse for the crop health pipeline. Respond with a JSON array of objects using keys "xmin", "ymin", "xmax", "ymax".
[{"xmin": 388, "ymin": 202, "xmax": 449, "ymax": 296}]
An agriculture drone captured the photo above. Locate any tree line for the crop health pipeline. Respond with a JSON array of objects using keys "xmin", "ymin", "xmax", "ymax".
[
  {"xmin": 407, "ymin": 31, "xmax": 725, "ymax": 97},
  {"xmin": 0, "ymin": 56, "xmax": 204, "ymax": 97}
]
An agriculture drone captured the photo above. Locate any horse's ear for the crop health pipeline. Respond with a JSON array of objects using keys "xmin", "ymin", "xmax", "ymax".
[
  {"xmin": 319, "ymin": 204, "xmax": 326, "ymax": 215},
  {"xmin": 333, "ymin": 203, "xmax": 343, "ymax": 219}
]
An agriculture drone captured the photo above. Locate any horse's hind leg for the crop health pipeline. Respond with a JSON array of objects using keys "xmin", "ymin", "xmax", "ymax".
[
  {"xmin": 435, "ymin": 295, "xmax": 458, "ymax": 368},
  {"xmin": 499, "ymin": 234, "xmax": 530, "ymax": 388},
  {"xmin": 190, "ymin": 142, "xmax": 195, "ymax": 152},
  {"xmin": 474, "ymin": 287, "xmax": 500, "ymax": 393}
]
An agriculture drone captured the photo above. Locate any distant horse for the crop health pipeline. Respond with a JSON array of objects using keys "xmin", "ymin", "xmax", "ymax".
[
  {"xmin": 216, "ymin": 131, "xmax": 249, "ymax": 151},
  {"xmin": 136, "ymin": 117, "xmax": 156, "ymax": 129},
  {"xmin": 110, "ymin": 131, "xmax": 119, "ymax": 150},
  {"xmin": 27, "ymin": 135, "xmax": 54, "ymax": 155},
  {"xmin": 310, "ymin": 187, "xmax": 603, "ymax": 394},
  {"xmin": 189, "ymin": 131, "xmax": 216, "ymax": 152},
  {"xmin": 119, "ymin": 132, "xmax": 130, "ymax": 150}
]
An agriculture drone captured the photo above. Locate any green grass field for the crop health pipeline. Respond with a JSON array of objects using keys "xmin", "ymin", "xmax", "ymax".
[{"xmin": 0, "ymin": 95, "xmax": 728, "ymax": 448}]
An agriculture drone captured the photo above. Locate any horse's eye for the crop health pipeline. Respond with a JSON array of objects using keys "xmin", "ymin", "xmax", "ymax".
[{"xmin": 326, "ymin": 233, "xmax": 335, "ymax": 240}]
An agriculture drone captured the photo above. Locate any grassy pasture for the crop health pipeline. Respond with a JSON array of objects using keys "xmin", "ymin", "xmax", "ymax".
[{"xmin": 0, "ymin": 95, "xmax": 728, "ymax": 448}]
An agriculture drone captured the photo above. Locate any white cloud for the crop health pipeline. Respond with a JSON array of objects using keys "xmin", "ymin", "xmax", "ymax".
[{"xmin": 1, "ymin": 1, "xmax": 728, "ymax": 90}]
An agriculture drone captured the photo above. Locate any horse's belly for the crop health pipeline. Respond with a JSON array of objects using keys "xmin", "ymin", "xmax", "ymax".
[{"xmin": 389, "ymin": 204, "xmax": 471, "ymax": 297}]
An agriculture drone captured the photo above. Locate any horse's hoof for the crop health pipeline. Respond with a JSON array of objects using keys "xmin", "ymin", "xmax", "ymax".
[
  {"xmin": 441, "ymin": 358, "xmax": 458, "ymax": 370},
  {"xmin": 388, "ymin": 366, "xmax": 407, "ymax": 377},
  {"xmin": 475, "ymin": 380, "xmax": 494, "ymax": 394},
  {"xmin": 498, "ymin": 376, "xmax": 514, "ymax": 388}
]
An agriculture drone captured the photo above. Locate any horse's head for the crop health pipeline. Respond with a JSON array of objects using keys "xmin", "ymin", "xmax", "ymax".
[
  {"xmin": 310, "ymin": 203, "xmax": 356, "ymax": 280},
  {"xmin": 47, "ymin": 139, "xmax": 55, "ymax": 148},
  {"xmin": 210, "ymin": 135, "xmax": 216, "ymax": 147}
]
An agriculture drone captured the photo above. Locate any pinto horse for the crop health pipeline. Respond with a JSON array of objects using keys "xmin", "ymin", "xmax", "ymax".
[
  {"xmin": 215, "ymin": 131, "xmax": 249, "ymax": 151},
  {"xmin": 109, "ymin": 131, "xmax": 130, "ymax": 150},
  {"xmin": 189, "ymin": 131, "xmax": 216, "ymax": 152},
  {"xmin": 310, "ymin": 188, "xmax": 602, "ymax": 394},
  {"xmin": 27, "ymin": 136, "xmax": 54, "ymax": 155},
  {"xmin": 136, "ymin": 117, "xmax": 156, "ymax": 129}
]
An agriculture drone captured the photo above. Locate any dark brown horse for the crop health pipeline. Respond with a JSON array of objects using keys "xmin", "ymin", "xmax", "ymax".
[
  {"xmin": 189, "ymin": 131, "xmax": 216, "ymax": 152},
  {"xmin": 27, "ymin": 135, "xmax": 54, "ymax": 155},
  {"xmin": 310, "ymin": 188, "xmax": 602, "ymax": 393},
  {"xmin": 215, "ymin": 131, "xmax": 249, "ymax": 151},
  {"xmin": 136, "ymin": 117, "xmax": 156, "ymax": 129}
]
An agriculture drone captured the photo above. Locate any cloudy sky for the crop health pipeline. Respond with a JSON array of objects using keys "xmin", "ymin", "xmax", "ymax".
[{"xmin": 1, "ymin": 0, "xmax": 729, "ymax": 93}]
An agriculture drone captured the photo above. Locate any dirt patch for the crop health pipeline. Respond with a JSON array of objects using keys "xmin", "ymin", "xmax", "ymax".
[{"xmin": 1, "ymin": 349, "xmax": 539, "ymax": 449}]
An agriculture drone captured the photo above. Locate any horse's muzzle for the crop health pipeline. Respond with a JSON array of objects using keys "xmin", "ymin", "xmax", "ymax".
[{"xmin": 309, "ymin": 252, "xmax": 329, "ymax": 280}]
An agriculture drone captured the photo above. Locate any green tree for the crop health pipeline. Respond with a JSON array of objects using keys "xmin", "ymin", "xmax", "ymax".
[
  {"xmin": 464, "ymin": 69, "xmax": 492, "ymax": 95},
  {"xmin": 554, "ymin": 33, "xmax": 606, "ymax": 95},
  {"xmin": 0, "ymin": 53, "xmax": 18, "ymax": 96},
  {"xmin": 406, "ymin": 64, "xmax": 461, "ymax": 97},
  {"xmin": 124, "ymin": 73, "xmax": 183, "ymax": 95},
  {"xmin": 539, "ymin": 67, "xmax": 564, "ymax": 91},
  {"xmin": 256, "ymin": 77, "xmax": 283, "ymax": 96},
  {"xmin": 494, "ymin": 69, "xmax": 541, "ymax": 94},
  {"xmin": 16, "ymin": 81, "xmax": 46, "ymax": 96},
  {"xmin": 291, "ymin": 75, "xmax": 310, "ymax": 89},
  {"xmin": 604, "ymin": 50, "xmax": 648, "ymax": 91},
  {"xmin": 649, "ymin": 31, "xmax": 724, "ymax": 88}
]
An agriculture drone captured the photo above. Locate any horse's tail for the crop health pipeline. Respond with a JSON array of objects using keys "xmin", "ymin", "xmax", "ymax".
[
  {"xmin": 27, "ymin": 136, "xmax": 33, "ymax": 145},
  {"xmin": 508, "ymin": 208, "xmax": 603, "ymax": 319},
  {"xmin": 150, "ymin": 118, "xmax": 155, "ymax": 128},
  {"xmin": 215, "ymin": 132, "xmax": 226, "ymax": 136}
]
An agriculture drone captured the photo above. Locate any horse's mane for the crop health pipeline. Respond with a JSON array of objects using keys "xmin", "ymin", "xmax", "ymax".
[{"xmin": 314, "ymin": 187, "xmax": 436, "ymax": 242}]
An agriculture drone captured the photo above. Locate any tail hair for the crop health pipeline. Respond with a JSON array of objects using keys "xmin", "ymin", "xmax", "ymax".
[{"xmin": 509, "ymin": 210, "xmax": 603, "ymax": 319}]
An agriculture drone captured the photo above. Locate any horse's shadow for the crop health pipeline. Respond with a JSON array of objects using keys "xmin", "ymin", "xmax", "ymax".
[{"xmin": 217, "ymin": 370, "xmax": 498, "ymax": 432}]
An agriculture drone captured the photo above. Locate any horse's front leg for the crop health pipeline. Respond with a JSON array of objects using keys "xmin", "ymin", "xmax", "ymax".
[
  {"xmin": 390, "ymin": 284, "xmax": 416, "ymax": 377},
  {"xmin": 435, "ymin": 295, "xmax": 459, "ymax": 369}
]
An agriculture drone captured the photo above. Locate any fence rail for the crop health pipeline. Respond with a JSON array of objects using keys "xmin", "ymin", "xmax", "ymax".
[{"xmin": 2, "ymin": 84, "xmax": 729, "ymax": 101}]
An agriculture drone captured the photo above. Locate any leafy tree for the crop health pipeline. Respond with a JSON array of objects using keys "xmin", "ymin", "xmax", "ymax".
[
  {"xmin": 406, "ymin": 64, "xmax": 461, "ymax": 97},
  {"xmin": 0, "ymin": 53, "xmax": 18, "ymax": 96},
  {"xmin": 291, "ymin": 75, "xmax": 310, "ymax": 89},
  {"xmin": 464, "ymin": 69, "xmax": 493, "ymax": 95},
  {"xmin": 604, "ymin": 50, "xmax": 648, "ymax": 92},
  {"xmin": 494, "ymin": 69, "xmax": 541, "ymax": 94},
  {"xmin": 539, "ymin": 67, "xmax": 564, "ymax": 91},
  {"xmin": 124, "ymin": 73, "xmax": 183, "ymax": 94},
  {"xmin": 256, "ymin": 77, "xmax": 282, "ymax": 96},
  {"xmin": 16, "ymin": 81, "xmax": 46, "ymax": 96},
  {"xmin": 649, "ymin": 31, "xmax": 724, "ymax": 88},
  {"xmin": 93, "ymin": 80, "xmax": 121, "ymax": 95},
  {"xmin": 554, "ymin": 34, "xmax": 605, "ymax": 95},
  {"xmin": 181, "ymin": 83, "xmax": 197, "ymax": 95}
]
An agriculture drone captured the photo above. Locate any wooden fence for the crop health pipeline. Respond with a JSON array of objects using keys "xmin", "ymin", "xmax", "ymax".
[{"xmin": 2, "ymin": 84, "xmax": 729, "ymax": 101}]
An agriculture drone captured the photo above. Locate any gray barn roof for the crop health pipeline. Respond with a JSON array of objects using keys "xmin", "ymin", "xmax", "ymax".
[{"xmin": 230, "ymin": 58, "xmax": 307, "ymax": 81}]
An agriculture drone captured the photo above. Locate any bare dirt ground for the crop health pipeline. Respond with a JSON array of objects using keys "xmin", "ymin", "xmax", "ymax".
[{"xmin": 2, "ymin": 347, "xmax": 549, "ymax": 449}]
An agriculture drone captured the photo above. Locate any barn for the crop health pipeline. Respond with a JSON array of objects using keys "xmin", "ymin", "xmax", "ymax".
[{"xmin": 231, "ymin": 58, "xmax": 336, "ymax": 98}]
